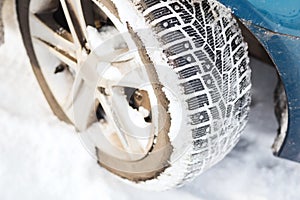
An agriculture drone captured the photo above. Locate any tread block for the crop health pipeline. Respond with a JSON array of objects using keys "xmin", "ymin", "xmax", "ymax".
[
  {"xmin": 170, "ymin": 2, "xmax": 184, "ymax": 13},
  {"xmin": 179, "ymin": 0, "xmax": 194, "ymax": 14},
  {"xmin": 140, "ymin": 0, "xmax": 161, "ymax": 11},
  {"xmin": 238, "ymin": 58, "xmax": 248, "ymax": 78},
  {"xmin": 226, "ymin": 104, "xmax": 233, "ymax": 118},
  {"xmin": 240, "ymin": 76, "xmax": 250, "ymax": 94},
  {"xmin": 192, "ymin": 150, "xmax": 209, "ymax": 159},
  {"xmin": 233, "ymin": 46, "xmax": 245, "ymax": 64},
  {"xmin": 202, "ymin": 74, "xmax": 214, "ymax": 89},
  {"xmin": 183, "ymin": 26, "xmax": 205, "ymax": 48},
  {"xmin": 202, "ymin": 60, "xmax": 213, "ymax": 72},
  {"xmin": 223, "ymin": 44, "xmax": 232, "ymax": 72},
  {"xmin": 201, "ymin": 1, "xmax": 214, "ymax": 24},
  {"xmin": 171, "ymin": 1, "xmax": 194, "ymax": 23},
  {"xmin": 193, "ymin": 139, "xmax": 209, "ymax": 151},
  {"xmin": 186, "ymin": 94, "xmax": 209, "ymax": 110},
  {"xmin": 170, "ymin": 54, "xmax": 196, "ymax": 68},
  {"xmin": 178, "ymin": 65, "xmax": 201, "ymax": 79},
  {"xmin": 219, "ymin": 100, "xmax": 226, "ymax": 118},
  {"xmin": 225, "ymin": 26, "xmax": 235, "ymax": 41},
  {"xmin": 222, "ymin": 73, "xmax": 229, "ymax": 102},
  {"xmin": 209, "ymin": 106, "xmax": 221, "ymax": 120},
  {"xmin": 192, "ymin": 125, "xmax": 210, "ymax": 139},
  {"xmin": 180, "ymin": 11, "xmax": 194, "ymax": 23},
  {"xmin": 215, "ymin": 50, "xmax": 223, "ymax": 74},
  {"xmin": 222, "ymin": 16, "xmax": 230, "ymax": 28},
  {"xmin": 165, "ymin": 41, "xmax": 193, "ymax": 56},
  {"xmin": 194, "ymin": 50, "xmax": 214, "ymax": 72},
  {"xmin": 212, "ymin": 68, "xmax": 222, "ymax": 90},
  {"xmin": 229, "ymin": 85, "xmax": 238, "ymax": 102},
  {"xmin": 231, "ymin": 35, "xmax": 242, "ymax": 52},
  {"xmin": 181, "ymin": 79, "xmax": 205, "ymax": 94},
  {"xmin": 214, "ymin": 20, "xmax": 225, "ymax": 48},
  {"xmin": 194, "ymin": 3, "xmax": 205, "ymax": 27},
  {"xmin": 161, "ymin": 30, "xmax": 185, "ymax": 45},
  {"xmin": 204, "ymin": 44, "xmax": 215, "ymax": 62},
  {"xmin": 145, "ymin": 7, "xmax": 172, "ymax": 21},
  {"xmin": 230, "ymin": 67, "xmax": 237, "ymax": 86},
  {"xmin": 154, "ymin": 17, "xmax": 181, "ymax": 33},
  {"xmin": 206, "ymin": 26, "xmax": 215, "ymax": 49},
  {"xmin": 209, "ymin": 88, "xmax": 221, "ymax": 103},
  {"xmin": 190, "ymin": 111, "xmax": 209, "ymax": 125},
  {"xmin": 193, "ymin": 20, "xmax": 206, "ymax": 38}
]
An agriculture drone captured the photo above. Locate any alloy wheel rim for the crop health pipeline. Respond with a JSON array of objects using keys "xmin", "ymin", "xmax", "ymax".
[{"xmin": 28, "ymin": 0, "xmax": 168, "ymax": 161}]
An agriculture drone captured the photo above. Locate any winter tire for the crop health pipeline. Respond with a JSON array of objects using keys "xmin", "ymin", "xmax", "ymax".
[{"xmin": 17, "ymin": 0, "xmax": 251, "ymax": 190}]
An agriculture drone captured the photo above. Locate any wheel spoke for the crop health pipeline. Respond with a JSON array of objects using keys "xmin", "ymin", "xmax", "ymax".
[
  {"xmin": 30, "ymin": 13, "xmax": 76, "ymax": 56},
  {"xmin": 90, "ymin": 0, "xmax": 124, "ymax": 30},
  {"xmin": 96, "ymin": 58, "xmax": 148, "ymax": 89},
  {"xmin": 62, "ymin": 74, "xmax": 84, "ymax": 114},
  {"xmin": 111, "ymin": 64, "xmax": 147, "ymax": 89},
  {"xmin": 87, "ymin": 41, "xmax": 147, "ymax": 89},
  {"xmin": 111, "ymin": 88, "xmax": 153, "ymax": 140},
  {"xmin": 72, "ymin": 79, "xmax": 96, "ymax": 131},
  {"xmin": 59, "ymin": 0, "xmax": 90, "ymax": 51},
  {"xmin": 95, "ymin": 89, "xmax": 130, "ymax": 150},
  {"xmin": 33, "ymin": 37, "xmax": 78, "ymax": 72},
  {"xmin": 96, "ymin": 89, "xmax": 149, "ymax": 154},
  {"xmin": 79, "ymin": 47, "xmax": 130, "ymax": 88}
]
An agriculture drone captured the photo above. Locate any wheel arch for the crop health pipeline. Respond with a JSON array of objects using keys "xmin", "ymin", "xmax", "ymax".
[{"xmin": 233, "ymin": 12, "xmax": 300, "ymax": 162}]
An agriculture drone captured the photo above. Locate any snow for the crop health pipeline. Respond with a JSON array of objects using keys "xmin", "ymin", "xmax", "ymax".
[{"xmin": 1, "ymin": 1, "xmax": 300, "ymax": 200}]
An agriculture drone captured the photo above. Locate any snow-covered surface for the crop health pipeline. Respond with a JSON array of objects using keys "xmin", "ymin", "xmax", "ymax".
[{"xmin": 1, "ymin": 1, "xmax": 300, "ymax": 200}]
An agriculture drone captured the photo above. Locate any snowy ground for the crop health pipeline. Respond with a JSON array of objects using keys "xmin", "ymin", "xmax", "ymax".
[{"xmin": 1, "ymin": 1, "xmax": 300, "ymax": 200}]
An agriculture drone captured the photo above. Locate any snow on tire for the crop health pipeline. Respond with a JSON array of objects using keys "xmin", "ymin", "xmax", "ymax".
[{"xmin": 117, "ymin": 0, "xmax": 252, "ymax": 189}]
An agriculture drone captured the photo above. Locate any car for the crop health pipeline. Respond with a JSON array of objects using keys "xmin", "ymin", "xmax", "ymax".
[{"xmin": 1, "ymin": 0, "xmax": 297, "ymax": 190}]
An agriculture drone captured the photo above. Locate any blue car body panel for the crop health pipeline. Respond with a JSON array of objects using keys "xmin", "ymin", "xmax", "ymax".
[
  {"xmin": 219, "ymin": 0, "xmax": 300, "ymax": 162},
  {"xmin": 218, "ymin": 0, "xmax": 300, "ymax": 37}
]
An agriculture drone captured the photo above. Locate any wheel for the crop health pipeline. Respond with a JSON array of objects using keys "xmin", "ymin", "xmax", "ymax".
[{"xmin": 17, "ymin": 0, "xmax": 251, "ymax": 190}]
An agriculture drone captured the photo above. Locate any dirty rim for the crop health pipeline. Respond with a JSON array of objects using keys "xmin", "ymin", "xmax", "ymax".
[{"xmin": 27, "ymin": 0, "xmax": 172, "ymax": 180}]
